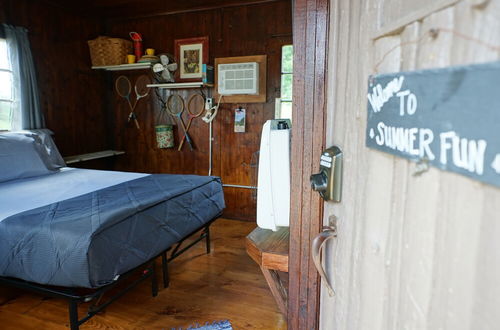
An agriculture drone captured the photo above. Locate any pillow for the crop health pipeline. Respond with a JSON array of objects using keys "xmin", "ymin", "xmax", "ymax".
[
  {"xmin": 0, "ymin": 133, "xmax": 54, "ymax": 182},
  {"xmin": 24, "ymin": 129, "xmax": 66, "ymax": 169}
]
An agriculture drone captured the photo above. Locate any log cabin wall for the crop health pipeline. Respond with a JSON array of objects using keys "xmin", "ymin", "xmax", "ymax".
[
  {"xmin": 0, "ymin": 0, "xmax": 110, "ymax": 160},
  {"xmin": 105, "ymin": 0, "xmax": 292, "ymax": 221}
]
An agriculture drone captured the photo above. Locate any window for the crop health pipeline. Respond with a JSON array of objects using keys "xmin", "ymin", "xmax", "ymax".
[
  {"xmin": 276, "ymin": 45, "xmax": 293, "ymax": 121},
  {"xmin": 0, "ymin": 39, "xmax": 14, "ymax": 130}
]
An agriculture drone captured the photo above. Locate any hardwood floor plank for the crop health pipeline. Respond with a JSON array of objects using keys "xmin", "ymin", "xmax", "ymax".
[{"xmin": 0, "ymin": 219, "xmax": 286, "ymax": 329}]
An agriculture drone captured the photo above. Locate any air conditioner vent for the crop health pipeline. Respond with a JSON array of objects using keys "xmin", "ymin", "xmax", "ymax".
[{"xmin": 218, "ymin": 62, "xmax": 259, "ymax": 95}]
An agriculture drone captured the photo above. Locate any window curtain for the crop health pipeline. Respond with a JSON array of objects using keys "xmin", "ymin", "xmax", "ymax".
[{"xmin": 2, "ymin": 24, "xmax": 44, "ymax": 130}]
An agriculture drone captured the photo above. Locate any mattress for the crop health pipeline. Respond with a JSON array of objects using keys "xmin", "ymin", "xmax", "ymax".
[
  {"xmin": 0, "ymin": 168, "xmax": 148, "ymax": 221},
  {"xmin": 0, "ymin": 170, "xmax": 225, "ymax": 288}
]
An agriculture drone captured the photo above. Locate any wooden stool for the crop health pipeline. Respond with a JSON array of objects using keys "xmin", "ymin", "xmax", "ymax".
[{"xmin": 246, "ymin": 227, "xmax": 289, "ymax": 317}]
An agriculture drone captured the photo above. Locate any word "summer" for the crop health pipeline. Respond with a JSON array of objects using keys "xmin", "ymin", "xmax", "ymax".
[{"xmin": 374, "ymin": 122, "xmax": 487, "ymax": 175}]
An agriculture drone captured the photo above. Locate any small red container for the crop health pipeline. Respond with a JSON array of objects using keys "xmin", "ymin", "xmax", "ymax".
[{"xmin": 129, "ymin": 32, "xmax": 143, "ymax": 61}]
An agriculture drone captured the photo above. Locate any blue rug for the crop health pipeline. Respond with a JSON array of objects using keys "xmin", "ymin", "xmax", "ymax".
[{"xmin": 175, "ymin": 320, "xmax": 233, "ymax": 330}]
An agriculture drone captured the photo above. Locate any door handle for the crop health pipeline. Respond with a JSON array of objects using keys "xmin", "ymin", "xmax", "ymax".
[{"xmin": 312, "ymin": 225, "xmax": 337, "ymax": 296}]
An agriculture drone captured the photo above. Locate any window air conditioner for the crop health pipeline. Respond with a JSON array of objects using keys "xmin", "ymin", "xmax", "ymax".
[{"xmin": 217, "ymin": 62, "xmax": 259, "ymax": 95}]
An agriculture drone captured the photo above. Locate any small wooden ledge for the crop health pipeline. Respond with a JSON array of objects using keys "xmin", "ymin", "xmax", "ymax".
[
  {"xmin": 63, "ymin": 150, "xmax": 125, "ymax": 164},
  {"xmin": 246, "ymin": 227, "xmax": 289, "ymax": 317}
]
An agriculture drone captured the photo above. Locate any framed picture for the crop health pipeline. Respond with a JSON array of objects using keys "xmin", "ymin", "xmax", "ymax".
[{"xmin": 174, "ymin": 36, "xmax": 209, "ymax": 82}]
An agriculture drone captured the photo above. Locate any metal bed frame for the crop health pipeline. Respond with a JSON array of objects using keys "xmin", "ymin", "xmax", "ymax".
[{"xmin": 0, "ymin": 217, "xmax": 218, "ymax": 330}]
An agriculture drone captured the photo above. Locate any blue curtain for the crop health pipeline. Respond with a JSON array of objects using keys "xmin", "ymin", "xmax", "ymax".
[{"xmin": 3, "ymin": 24, "xmax": 45, "ymax": 130}]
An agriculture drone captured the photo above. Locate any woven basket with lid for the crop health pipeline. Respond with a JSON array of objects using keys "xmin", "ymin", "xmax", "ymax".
[{"xmin": 88, "ymin": 36, "xmax": 133, "ymax": 66}]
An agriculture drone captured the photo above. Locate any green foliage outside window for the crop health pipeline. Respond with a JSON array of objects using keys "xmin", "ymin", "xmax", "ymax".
[
  {"xmin": 0, "ymin": 39, "xmax": 13, "ymax": 130},
  {"xmin": 278, "ymin": 45, "xmax": 293, "ymax": 121}
]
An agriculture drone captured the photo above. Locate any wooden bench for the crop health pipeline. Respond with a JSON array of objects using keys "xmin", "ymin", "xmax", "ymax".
[{"xmin": 246, "ymin": 227, "xmax": 289, "ymax": 317}]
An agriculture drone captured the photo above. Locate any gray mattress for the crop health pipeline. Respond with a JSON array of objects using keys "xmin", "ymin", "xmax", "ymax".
[{"xmin": 0, "ymin": 174, "xmax": 225, "ymax": 288}]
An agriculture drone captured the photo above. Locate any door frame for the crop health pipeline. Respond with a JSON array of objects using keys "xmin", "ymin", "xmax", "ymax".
[{"xmin": 288, "ymin": 0, "xmax": 330, "ymax": 328}]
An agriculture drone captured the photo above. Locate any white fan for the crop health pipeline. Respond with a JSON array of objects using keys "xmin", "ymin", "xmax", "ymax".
[{"xmin": 152, "ymin": 54, "xmax": 178, "ymax": 82}]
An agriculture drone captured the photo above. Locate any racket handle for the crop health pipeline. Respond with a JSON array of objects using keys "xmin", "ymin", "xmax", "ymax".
[
  {"xmin": 178, "ymin": 120, "xmax": 194, "ymax": 151},
  {"xmin": 178, "ymin": 135, "xmax": 186, "ymax": 151},
  {"xmin": 178, "ymin": 132, "xmax": 194, "ymax": 151},
  {"xmin": 186, "ymin": 134, "xmax": 194, "ymax": 151}
]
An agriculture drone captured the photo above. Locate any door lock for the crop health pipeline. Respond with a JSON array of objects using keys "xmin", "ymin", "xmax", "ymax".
[{"xmin": 310, "ymin": 146, "xmax": 343, "ymax": 202}]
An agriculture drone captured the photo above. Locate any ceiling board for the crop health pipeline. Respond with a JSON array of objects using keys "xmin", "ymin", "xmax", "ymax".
[{"xmin": 43, "ymin": 0, "xmax": 284, "ymax": 19}]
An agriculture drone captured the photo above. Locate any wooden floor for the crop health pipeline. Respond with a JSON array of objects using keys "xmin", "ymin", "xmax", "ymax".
[{"xmin": 0, "ymin": 219, "xmax": 287, "ymax": 329}]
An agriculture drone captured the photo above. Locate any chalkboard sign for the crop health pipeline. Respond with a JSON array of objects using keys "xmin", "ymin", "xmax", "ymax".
[{"xmin": 366, "ymin": 61, "xmax": 500, "ymax": 188}]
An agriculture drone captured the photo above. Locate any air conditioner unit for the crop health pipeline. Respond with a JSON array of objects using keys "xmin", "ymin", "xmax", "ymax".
[
  {"xmin": 257, "ymin": 119, "xmax": 291, "ymax": 231},
  {"xmin": 218, "ymin": 62, "xmax": 259, "ymax": 95}
]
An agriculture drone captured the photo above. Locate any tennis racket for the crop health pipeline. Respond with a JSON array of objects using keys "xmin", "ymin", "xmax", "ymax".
[
  {"xmin": 126, "ymin": 75, "xmax": 150, "ymax": 129},
  {"xmin": 178, "ymin": 93, "xmax": 205, "ymax": 151},
  {"xmin": 115, "ymin": 75, "xmax": 133, "ymax": 110},
  {"xmin": 167, "ymin": 94, "xmax": 194, "ymax": 151}
]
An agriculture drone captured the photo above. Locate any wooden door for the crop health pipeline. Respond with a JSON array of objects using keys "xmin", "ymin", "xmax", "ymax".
[
  {"xmin": 288, "ymin": 0, "xmax": 330, "ymax": 329},
  {"xmin": 319, "ymin": 0, "xmax": 500, "ymax": 329}
]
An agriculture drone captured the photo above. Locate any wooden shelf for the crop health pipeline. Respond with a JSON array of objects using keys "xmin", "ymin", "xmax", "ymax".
[
  {"xmin": 147, "ymin": 82, "xmax": 213, "ymax": 89},
  {"xmin": 64, "ymin": 150, "xmax": 125, "ymax": 164},
  {"xmin": 92, "ymin": 63, "xmax": 152, "ymax": 71}
]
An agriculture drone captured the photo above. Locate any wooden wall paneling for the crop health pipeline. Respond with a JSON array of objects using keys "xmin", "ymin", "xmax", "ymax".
[
  {"xmin": 217, "ymin": 2, "xmax": 291, "ymax": 220},
  {"xmin": 2, "ymin": 0, "xmax": 109, "ymax": 159},
  {"xmin": 322, "ymin": 1, "xmax": 370, "ymax": 328},
  {"xmin": 0, "ymin": 1, "xmax": 9, "ymax": 22},
  {"xmin": 374, "ymin": 0, "xmax": 460, "ymax": 38},
  {"xmin": 321, "ymin": 0, "xmax": 500, "ymax": 329},
  {"xmin": 382, "ymin": 21, "xmax": 418, "ymax": 330},
  {"xmin": 44, "ymin": 0, "xmax": 284, "ymax": 20},
  {"xmin": 106, "ymin": 0, "xmax": 292, "ymax": 221},
  {"xmin": 423, "ymin": 4, "xmax": 500, "ymax": 329},
  {"xmin": 288, "ymin": 0, "xmax": 329, "ymax": 328}
]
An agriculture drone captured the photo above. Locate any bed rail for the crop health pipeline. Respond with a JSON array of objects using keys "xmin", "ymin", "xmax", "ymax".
[{"xmin": 0, "ymin": 215, "xmax": 220, "ymax": 330}]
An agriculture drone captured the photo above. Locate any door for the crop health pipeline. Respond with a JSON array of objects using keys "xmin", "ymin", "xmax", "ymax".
[
  {"xmin": 318, "ymin": 0, "xmax": 500, "ymax": 329},
  {"xmin": 287, "ymin": 0, "xmax": 330, "ymax": 329}
]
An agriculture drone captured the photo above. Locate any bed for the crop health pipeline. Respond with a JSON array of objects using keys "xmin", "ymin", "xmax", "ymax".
[{"xmin": 0, "ymin": 131, "xmax": 225, "ymax": 329}]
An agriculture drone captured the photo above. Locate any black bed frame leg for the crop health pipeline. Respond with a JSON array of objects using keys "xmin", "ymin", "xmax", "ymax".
[
  {"xmin": 205, "ymin": 225, "xmax": 211, "ymax": 254},
  {"xmin": 161, "ymin": 252, "xmax": 170, "ymax": 288},
  {"xmin": 151, "ymin": 261, "xmax": 158, "ymax": 297},
  {"xmin": 68, "ymin": 299, "xmax": 79, "ymax": 330}
]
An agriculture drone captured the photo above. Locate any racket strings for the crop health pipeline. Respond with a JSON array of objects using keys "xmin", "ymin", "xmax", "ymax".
[
  {"xmin": 135, "ymin": 75, "xmax": 150, "ymax": 97},
  {"xmin": 167, "ymin": 94, "xmax": 185, "ymax": 116},
  {"xmin": 115, "ymin": 76, "xmax": 131, "ymax": 97},
  {"xmin": 187, "ymin": 93, "xmax": 205, "ymax": 117}
]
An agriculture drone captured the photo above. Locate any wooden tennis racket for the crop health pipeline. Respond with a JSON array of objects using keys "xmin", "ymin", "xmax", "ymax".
[
  {"xmin": 126, "ymin": 75, "xmax": 150, "ymax": 129},
  {"xmin": 115, "ymin": 75, "xmax": 142, "ymax": 128},
  {"xmin": 178, "ymin": 93, "xmax": 205, "ymax": 151},
  {"xmin": 167, "ymin": 94, "xmax": 194, "ymax": 151},
  {"xmin": 115, "ymin": 75, "xmax": 133, "ymax": 110}
]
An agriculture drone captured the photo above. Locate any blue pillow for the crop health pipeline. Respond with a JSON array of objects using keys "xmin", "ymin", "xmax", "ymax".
[
  {"xmin": 0, "ymin": 133, "xmax": 54, "ymax": 182},
  {"xmin": 24, "ymin": 129, "xmax": 66, "ymax": 169}
]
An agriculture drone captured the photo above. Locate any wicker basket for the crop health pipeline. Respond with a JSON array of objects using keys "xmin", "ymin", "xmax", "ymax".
[{"xmin": 88, "ymin": 36, "xmax": 133, "ymax": 66}]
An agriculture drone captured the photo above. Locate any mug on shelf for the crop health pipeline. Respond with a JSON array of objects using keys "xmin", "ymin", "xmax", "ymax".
[{"xmin": 126, "ymin": 54, "xmax": 136, "ymax": 64}]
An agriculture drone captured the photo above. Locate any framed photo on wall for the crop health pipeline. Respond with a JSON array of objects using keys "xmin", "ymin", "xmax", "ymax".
[{"xmin": 174, "ymin": 36, "xmax": 209, "ymax": 82}]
